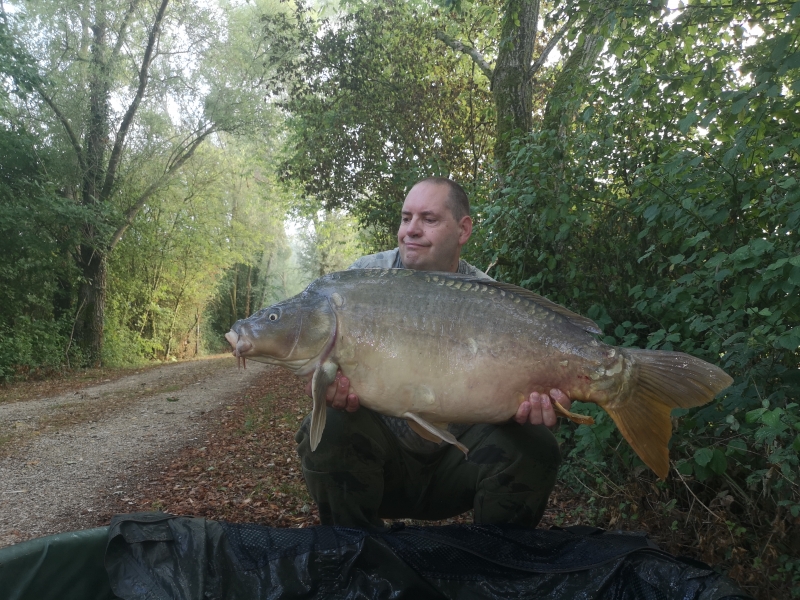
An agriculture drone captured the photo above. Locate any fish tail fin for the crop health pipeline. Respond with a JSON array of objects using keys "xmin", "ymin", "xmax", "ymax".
[{"xmin": 604, "ymin": 349, "xmax": 733, "ymax": 480}]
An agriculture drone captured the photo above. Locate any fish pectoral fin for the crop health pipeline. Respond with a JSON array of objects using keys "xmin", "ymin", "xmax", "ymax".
[
  {"xmin": 552, "ymin": 401, "xmax": 595, "ymax": 426},
  {"xmin": 310, "ymin": 360, "xmax": 338, "ymax": 451},
  {"xmin": 404, "ymin": 412, "xmax": 469, "ymax": 457}
]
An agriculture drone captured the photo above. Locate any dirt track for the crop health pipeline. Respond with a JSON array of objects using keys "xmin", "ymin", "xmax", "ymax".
[{"xmin": 0, "ymin": 356, "xmax": 270, "ymax": 548}]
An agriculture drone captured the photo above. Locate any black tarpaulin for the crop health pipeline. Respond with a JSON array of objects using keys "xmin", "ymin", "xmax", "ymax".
[{"xmin": 102, "ymin": 512, "xmax": 750, "ymax": 600}]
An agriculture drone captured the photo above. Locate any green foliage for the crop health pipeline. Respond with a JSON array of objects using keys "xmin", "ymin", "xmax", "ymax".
[
  {"xmin": 0, "ymin": 8, "xmax": 41, "ymax": 100},
  {"xmin": 107, "ymin": 138, "xmax": 289, "ymax": 361},
  {"xmin": 1, "ymin": 0, "xmax": 298, "ymax": 370},
  {"xmin": 475, "ymin": 0, "xmax": 799, "ymax": 589},
  {"xmin": 199, "ymin": 133, "xmax": 309, "ymax": 348},
  {"xmin": 280, "ymin": 1, "xmax": 496, "ymax": 246},
  {"xmin": 0, "ymin": 318, "xmax": 74, "ymax": 380},
  {"xmin": 295, "ymin": 210, "xmax": 367, "ymax": 278},
  {"xmin": 0, "ymin": 0, "xmax": 296, "ymax": 365},
  {"xmin": 0, "ymin": 122, "xmax": 94, "ymax": 379}
]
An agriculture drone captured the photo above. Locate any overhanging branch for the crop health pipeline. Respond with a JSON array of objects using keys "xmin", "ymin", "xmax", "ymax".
[
  {"xmin": 529, "ymin": 17, "xmax": 577, "ymax": 80},
  {"xmin": 35, "ymin": 83, "xmax": 87, "ymax": 173},
  {"xmin": 108, "ymin": 126, "xmax": 216, "ymax": 251},
  {"xmin": 434, "ymin": 31, "xmax": 493, "ymax": 80},
  {"xmin": 101, "ymin": 0, "xmax": 170, "ymax": 203},
  {"xmin": 112, "ymin": 0, "xmax": 143, "ymax": 61}
]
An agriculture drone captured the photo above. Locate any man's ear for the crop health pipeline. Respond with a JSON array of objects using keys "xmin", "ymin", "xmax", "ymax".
[{"xmin": 458, "ymin": 215, "xmax": 473, "ymax": 245}]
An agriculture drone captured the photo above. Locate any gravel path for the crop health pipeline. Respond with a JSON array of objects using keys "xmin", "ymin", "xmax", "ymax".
[{"xmin": 0, "ymin": 356, "xmax": 270, "ymax": 548}]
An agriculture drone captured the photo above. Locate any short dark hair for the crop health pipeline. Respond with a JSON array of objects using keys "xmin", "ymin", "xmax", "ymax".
[{"xmin": 415, "ymin": 177, "xmax": 470, "ymax": 221}]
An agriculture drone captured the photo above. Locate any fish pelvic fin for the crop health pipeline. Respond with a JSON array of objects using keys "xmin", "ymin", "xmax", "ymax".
[
  {"xmin": 310, "ymin": 360, "xmax": 338, "ymax": 451},
  {"xmin": 552, "ymin": 400, "xmax": 595, "ymax": 425},
  {"xmin": 404, "ymin": 412, "xmax": 469, "ymax": 457},
  {"xmin": 606, "ymin": 349, "xmax": 733, "ymax": 480}
]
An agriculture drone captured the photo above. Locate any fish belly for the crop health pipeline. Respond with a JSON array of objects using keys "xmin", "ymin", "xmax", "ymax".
[{"xmin": 330, "ymin": 297, "xmax": 596, "ymax": 424}]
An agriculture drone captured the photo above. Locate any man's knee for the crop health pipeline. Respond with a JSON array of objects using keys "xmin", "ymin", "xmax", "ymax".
[
  {"xmin": 295, "ymin": 408, "xmax": 390, "ymax": 529},
  {"xmin": 469, "ymin": 424, "xmax": 561, "ymax": 526},
  {"xmin": 469, "ymin": 424, "xmax": 560, "ymax": 474}
]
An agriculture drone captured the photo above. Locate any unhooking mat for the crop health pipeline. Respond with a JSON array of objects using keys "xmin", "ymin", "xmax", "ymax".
[{"xmin": 1, "ymin": 512, "xmax": 751, "ymax": 600}]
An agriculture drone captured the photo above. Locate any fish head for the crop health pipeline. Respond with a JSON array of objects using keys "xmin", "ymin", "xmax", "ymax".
[{"xmin": 225, "ymin": 291, "xmax": 336, "ymax": 374}]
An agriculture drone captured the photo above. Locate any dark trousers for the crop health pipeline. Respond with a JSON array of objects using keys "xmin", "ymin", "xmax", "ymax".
[{"xmin": 295, "ymin": 407, "xmax": 561, "ymax": 530}]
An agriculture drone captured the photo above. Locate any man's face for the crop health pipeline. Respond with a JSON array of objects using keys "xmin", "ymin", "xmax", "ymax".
[{"xmin": 397, "ymin": 182, "xmax": 472, "ymax": 272}]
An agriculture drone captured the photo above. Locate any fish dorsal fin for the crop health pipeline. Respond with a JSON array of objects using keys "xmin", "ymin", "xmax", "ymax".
[{"xmin": 441, "ymin": 275, "xmax": 602, "ymax": 335}]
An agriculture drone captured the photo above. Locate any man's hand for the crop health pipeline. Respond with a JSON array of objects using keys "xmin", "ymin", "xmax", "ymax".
[
  {"xmin": 304, "ymin": 370, "xmax": 360, "ymax": 412},
  {"xmin": 514, "ymin": 389, "xmax": 571, "ymax": 429}
]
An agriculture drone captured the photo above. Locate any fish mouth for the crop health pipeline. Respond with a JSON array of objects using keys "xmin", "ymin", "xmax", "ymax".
[
  {"xmin": 225, "ymin": 330, "xmax": 252, "ymax": 367},
  {"xmin": 223, "ymin": 329, "xmax": 311, "ymax": 373},
  {"xmin": 224, "ymin": 330, "xmax": 237, "ymax": 349}
]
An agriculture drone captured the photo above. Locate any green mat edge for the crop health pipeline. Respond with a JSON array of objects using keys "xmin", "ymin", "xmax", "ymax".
[{"xmin": 0, "ymin": 527, "xmax": 115, "ymax": 600}]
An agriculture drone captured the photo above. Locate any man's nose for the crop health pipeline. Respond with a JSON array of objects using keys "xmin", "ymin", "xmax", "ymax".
[{"xmin": 406, "ymin": 216, "xmax": 422, "ymax": 236}]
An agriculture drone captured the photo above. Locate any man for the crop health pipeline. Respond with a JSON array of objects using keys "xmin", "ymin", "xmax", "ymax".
[{"xmin": 296, "ymin": 177, "xmax": 570, "ymax": 530}]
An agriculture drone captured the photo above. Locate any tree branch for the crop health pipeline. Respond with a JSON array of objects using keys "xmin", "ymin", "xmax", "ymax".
[
  {"xmin": 112, "ymin": 0, "xmax": 142, "ymax": 61},
  {"xmin": 434, "ymin": 31, "xmax": 493, "ymax": 80},
  {"xmin": 529, "ymin": 17, "xmax": 576, "ymax": 80},
  {"xmin": 108, "ymin": 126, "xmax": 216, "ymax": 251},
  {"xmin": 101, "ymin": 0, "xmax": 170, "ymax": 202},
  {"xmin": 34, "ymin": 83, "xmax": 87, "ymax": 173}
]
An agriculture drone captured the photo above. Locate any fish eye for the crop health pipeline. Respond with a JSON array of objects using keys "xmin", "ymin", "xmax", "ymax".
[{"xmin": 269, "ymin": 313, "xmax": 279, "ymax": 321}]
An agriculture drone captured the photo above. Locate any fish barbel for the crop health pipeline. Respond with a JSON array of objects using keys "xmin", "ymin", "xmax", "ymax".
[{"xmin": 225, "ymin": 268, "xmax": 732, "ymax": 479}]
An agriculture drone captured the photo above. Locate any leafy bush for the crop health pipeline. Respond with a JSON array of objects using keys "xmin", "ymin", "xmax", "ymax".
[
  {"xmin": 101, "ymin": 319, "xmax": 155, "ymax": 368},
  {"xmin": 470, "ymin": 2, "xmax": 799, "ymax": 594},
  {"xmin": 0, "ymin": 317, "xmax": 76, "ymax": 381}
]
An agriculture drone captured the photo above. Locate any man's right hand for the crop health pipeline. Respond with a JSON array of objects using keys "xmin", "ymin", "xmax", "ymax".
[
  {"xmin": 513, "ymin": 389, "xmax": 571, "ymax": 429},
  {"xmin": 304, "ymin": 370, "xmax": 360, "ymax": 412}
]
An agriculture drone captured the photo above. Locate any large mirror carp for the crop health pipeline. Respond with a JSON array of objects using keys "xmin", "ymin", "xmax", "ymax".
[{"xmin": 225, "ymin": 268, "xmax": 732, "ymax": 479}]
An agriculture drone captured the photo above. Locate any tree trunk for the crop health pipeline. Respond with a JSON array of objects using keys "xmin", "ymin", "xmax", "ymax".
[
  {"xmin": 244, "ymin": 264, "xmax": 252, "ymax": 317},
  {"xmin": 76, "ymin": 245, "xmax": 107, "ymax": 366},
  {"xmin": 164, "ymin": 298, "xmax": 181, "ymax": 360},
  {"xmin": 77, "ymin": 1, "xmax": 111, "ymax": 364},
  {"xmin": 229, "ymin": 266, "xmax": 238, "ymax": 327},
  {"xmin": 259, "ymin": 252, "xmax": 274, "ymax": 309},
  {"xmin": 493, "ymin": 0, "xmax": 540, "ymax": 171},
  {"xmin": 84, "ymin": 3, "xmax": 109, "ymax": 209},
  {"xmin": 280, "ymin": 271, "xmax": 289, "ymax": 298},
  {"xmin": 542, "ymin": 27, "xmax": 604, "ymax": 140}
]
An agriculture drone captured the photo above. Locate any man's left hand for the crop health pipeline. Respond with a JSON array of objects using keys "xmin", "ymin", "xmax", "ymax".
[{"xmin": 514, "ymin": 389, "xmax": 571, "ymax": 429}]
